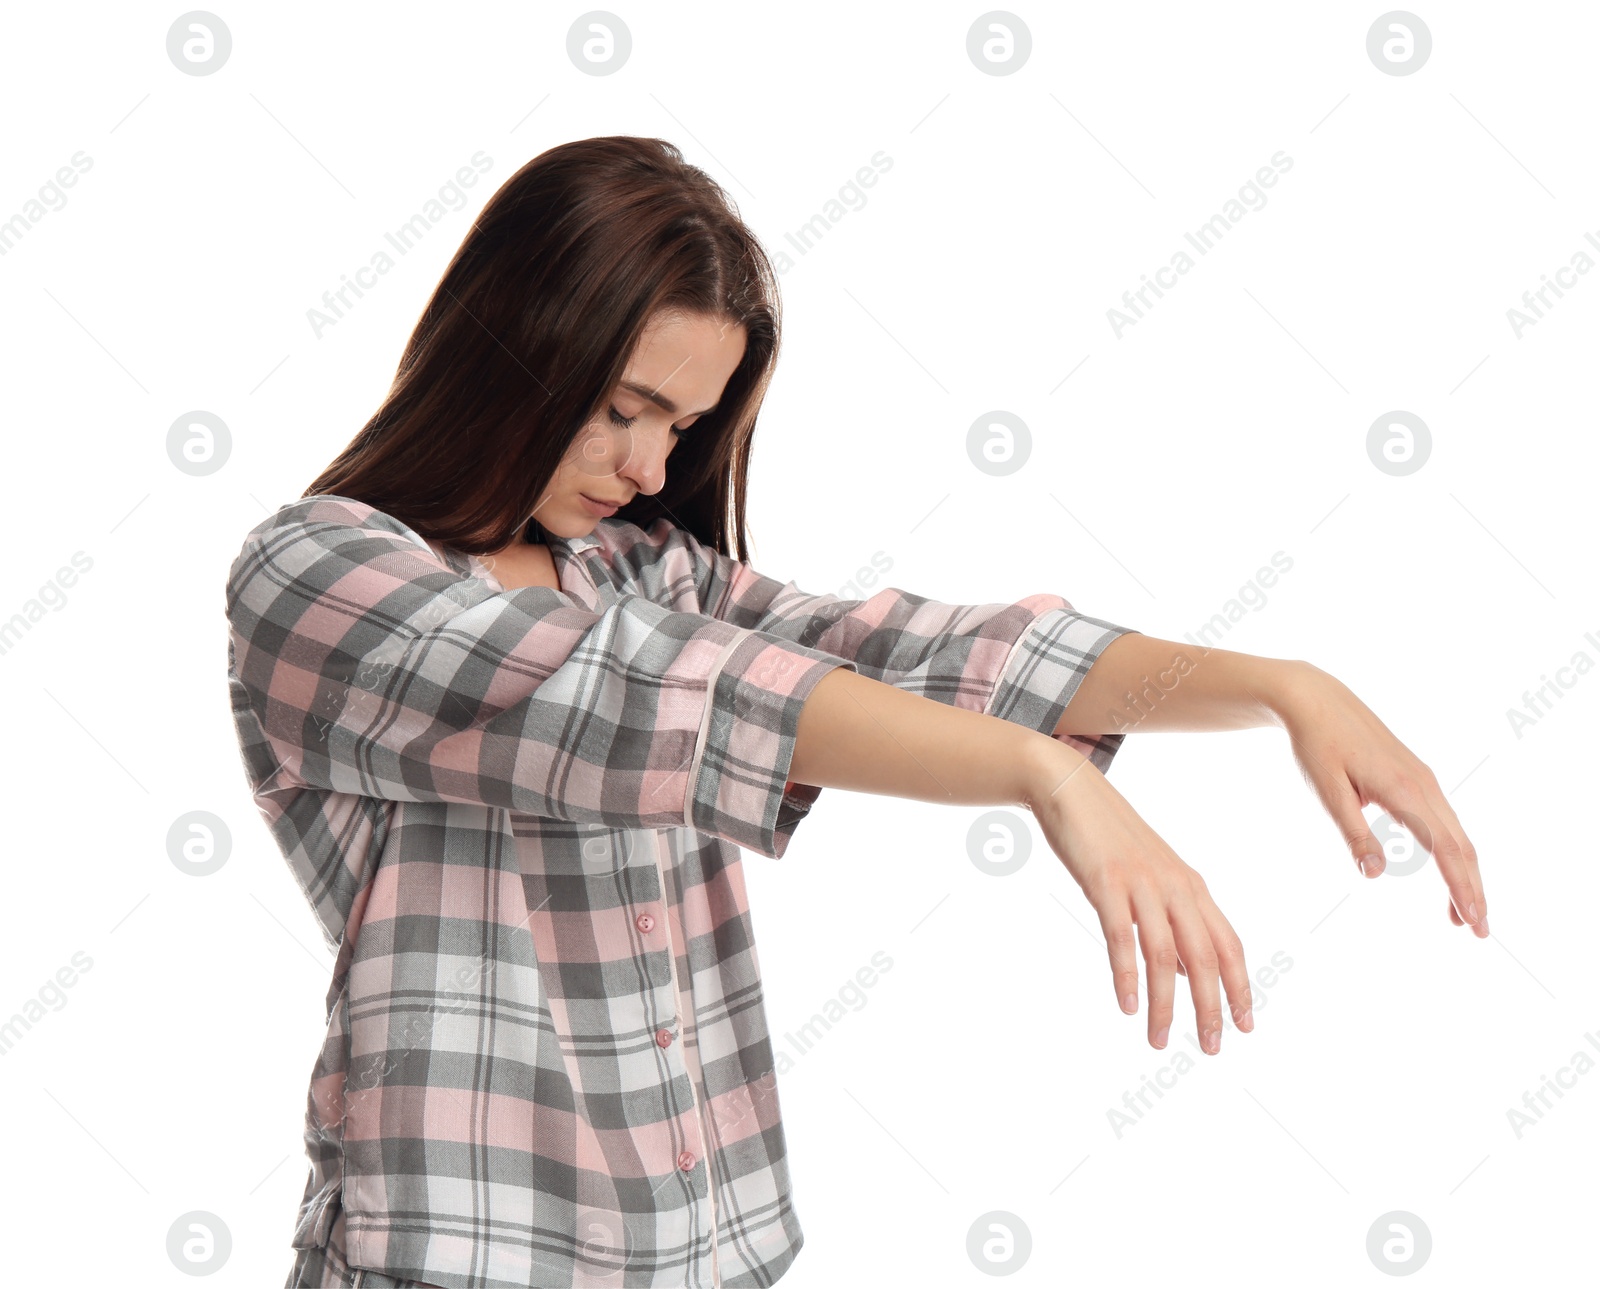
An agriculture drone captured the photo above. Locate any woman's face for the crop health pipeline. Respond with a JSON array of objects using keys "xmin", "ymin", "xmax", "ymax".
[{"xmin": 530, "ymin": 310, "xmax": 747, "ymax": 537}]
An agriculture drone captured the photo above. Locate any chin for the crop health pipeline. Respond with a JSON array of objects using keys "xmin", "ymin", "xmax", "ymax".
[{"xmin": 539, "ymin": 505, "xmax": 589, "ymax": 538}]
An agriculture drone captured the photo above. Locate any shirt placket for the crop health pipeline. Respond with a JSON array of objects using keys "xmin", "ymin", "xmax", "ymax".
[
  {"xmin": 648, "ymin": 828, "xmax": 721, "ymax": 1289},
  {"xmin": 495, "ymin": 533, "xmax": 723, "ymax": 1283}
]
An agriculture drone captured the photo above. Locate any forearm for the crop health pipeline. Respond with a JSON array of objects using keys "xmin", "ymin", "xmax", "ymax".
[
  {"xmin": 789, "ymin": 665, "xmax": 1080, "ymax": 809},
  {"xmin": 1054, "ymin": 633, "xmax": 1308, "ymax": 735}
]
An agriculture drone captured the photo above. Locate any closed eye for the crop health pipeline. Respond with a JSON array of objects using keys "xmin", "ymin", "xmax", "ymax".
[{"xmin": 609, "ymin": 405, "xmax": 698, "ymax": 445}]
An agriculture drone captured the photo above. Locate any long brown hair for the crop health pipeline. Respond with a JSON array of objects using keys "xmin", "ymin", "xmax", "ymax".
[{"xmin": 303, "ymin": 135, "xmax": 781, "ymax": 562}]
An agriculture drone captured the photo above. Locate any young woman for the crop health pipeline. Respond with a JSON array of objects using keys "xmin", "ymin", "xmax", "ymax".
[{"xmin": 226, "ymin": 136, "xmax": 1488, "ymax": 1289}]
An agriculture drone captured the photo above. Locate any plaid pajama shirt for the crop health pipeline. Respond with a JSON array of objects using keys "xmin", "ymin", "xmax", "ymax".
[{"xmin": 225, "ymin": 495, "xmax": 1135, "ymax": 1288}]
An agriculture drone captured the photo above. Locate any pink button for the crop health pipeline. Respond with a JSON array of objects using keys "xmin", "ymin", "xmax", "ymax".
[
  {"xmin": 655, "ymin": 1028, "xmax": 673, "ymax": 1048},
  {"xmin": 635, "ymin": 912, "xmax": 655, "ymax": 934},
  {"xmin": 677, "ymin": 1150, "xmax": 696, "ymax": 1173}
]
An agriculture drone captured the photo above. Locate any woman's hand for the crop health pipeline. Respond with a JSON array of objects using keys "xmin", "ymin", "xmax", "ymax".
[
  {"xmin": 1269, "ymin": 662, "xmax": 1489, "ymax": 937},
  {"xmin": 1027, "ymin": 745, "xmax": 1254, "ymax": 1054}
]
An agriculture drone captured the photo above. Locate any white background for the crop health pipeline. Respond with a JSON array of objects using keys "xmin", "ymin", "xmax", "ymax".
[{"xmin": 1, "ymin": 1, "xmax": 1593, "ymax": 1284}]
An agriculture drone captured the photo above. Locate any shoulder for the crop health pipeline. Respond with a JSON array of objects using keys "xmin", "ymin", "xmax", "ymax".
[
  {"xmin": 239, "ymin": 494, "xmax": 423, "ymax": 547},
  {"xmin": 226, "ymin": 495, "xmax": 441, "ymax": 600}
]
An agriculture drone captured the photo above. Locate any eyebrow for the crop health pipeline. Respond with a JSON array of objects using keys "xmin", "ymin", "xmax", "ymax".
[{"xmin": 618, "ymin": 379, "xmax": 719, "ymax": 419}]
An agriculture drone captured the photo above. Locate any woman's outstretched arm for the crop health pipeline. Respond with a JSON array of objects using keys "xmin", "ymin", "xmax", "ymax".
[{"xmin": 1051, "ymin": 635, "xmax": 1298, "ymax": 736}]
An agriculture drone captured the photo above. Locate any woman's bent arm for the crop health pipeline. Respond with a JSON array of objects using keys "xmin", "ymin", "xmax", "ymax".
[
  {"xmin": 788, "ymin": 663, "xmax": 1258, "ymax": 1055},
  {"xmin": 788, "ymin": 664, "xmax": 1074, "ymax": 810}
]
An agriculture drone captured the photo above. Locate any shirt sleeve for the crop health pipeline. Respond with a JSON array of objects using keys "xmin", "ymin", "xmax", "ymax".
[
  {"xmin": 224, "ymin": 499, "xmax": 856, "ymax": 859},
  {"xmin": 614, "ymin": 519, "xmax": 1140, "ymax": 778}
]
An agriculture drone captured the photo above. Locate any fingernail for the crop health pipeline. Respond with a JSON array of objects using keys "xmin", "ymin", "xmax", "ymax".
[
  {"xmin": 1204, "ymin": 1029, "xmax": 1219, "ymax": 1054},
  {"xmin": 1467, "ymin": 902, "xmax": 1479, "ymax": 922},
  {"xmin": 1359, "ymin": 854, "xmax": 1379, "ymax": 877},
  {"xmin": 1122, "ymin": 993, "xmax": 1137, "ymax": 1014},
  {"xmin": 1240, "ymin": 1007, "xmax": 1254, "ymax": 1031},
  {"xmin": 1479, "ymin": 917, "xmax": 1490, "ymax": 937},
  {"xmin": 1154, "ymin": 1025, "xmax": 1169, "ymax": 1048}
]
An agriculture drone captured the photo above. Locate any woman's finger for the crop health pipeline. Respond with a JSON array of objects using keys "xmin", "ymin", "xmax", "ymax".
[
  {"xmin": 1194, "ymin": 890, "xmax": 1254, "ymax": 1033},
  {"xmin": 1421, "ymin": 778, "xmax": 1488, "ymax": 934},
  {"xmin": 1130, "ymin": 885, "xmax": 1179, "ymax": 1050},
  {"xmin": 1378, "ymin": 782, "xmax": 1488, "ymax": 939},
  {"xmin": 1092, "ymin": 888, "xmax": 1143, "ymax": 1022},
  {"xmin": 1317, "ymin": 767, "xmax": 1387, "ymax": 878},
  {"xmin": 1166, "ymin": 898, "xmax": 1226, "ymax": 1054}
]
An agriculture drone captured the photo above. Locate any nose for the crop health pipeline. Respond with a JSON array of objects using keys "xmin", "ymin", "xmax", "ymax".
[{"xmin": 607, "ymin": 422, "xmax": 674, "ymax": 496}]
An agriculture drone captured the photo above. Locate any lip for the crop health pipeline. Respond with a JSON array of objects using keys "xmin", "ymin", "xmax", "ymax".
[{"xmin": 579, "ymin": 493, "xmax": 622, "ymax": 517}]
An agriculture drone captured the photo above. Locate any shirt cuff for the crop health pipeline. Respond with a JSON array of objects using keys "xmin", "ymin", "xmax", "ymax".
[
  {"xmin": 984, "ymin": 607, "xmax": 1139, "ymax": 776},
  {"xmin": 685, "ymin": 630, "xmax": 855, "ymax": 858}
]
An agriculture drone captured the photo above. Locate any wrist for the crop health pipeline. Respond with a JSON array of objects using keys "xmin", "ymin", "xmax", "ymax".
[
  {"xmin": 1257, "ymin": 658, "xmax": 1329, "ymax": 728},
  {"xmin": 1020, "ymin": 735, "xmax": 1097, "ymax": 815}
]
